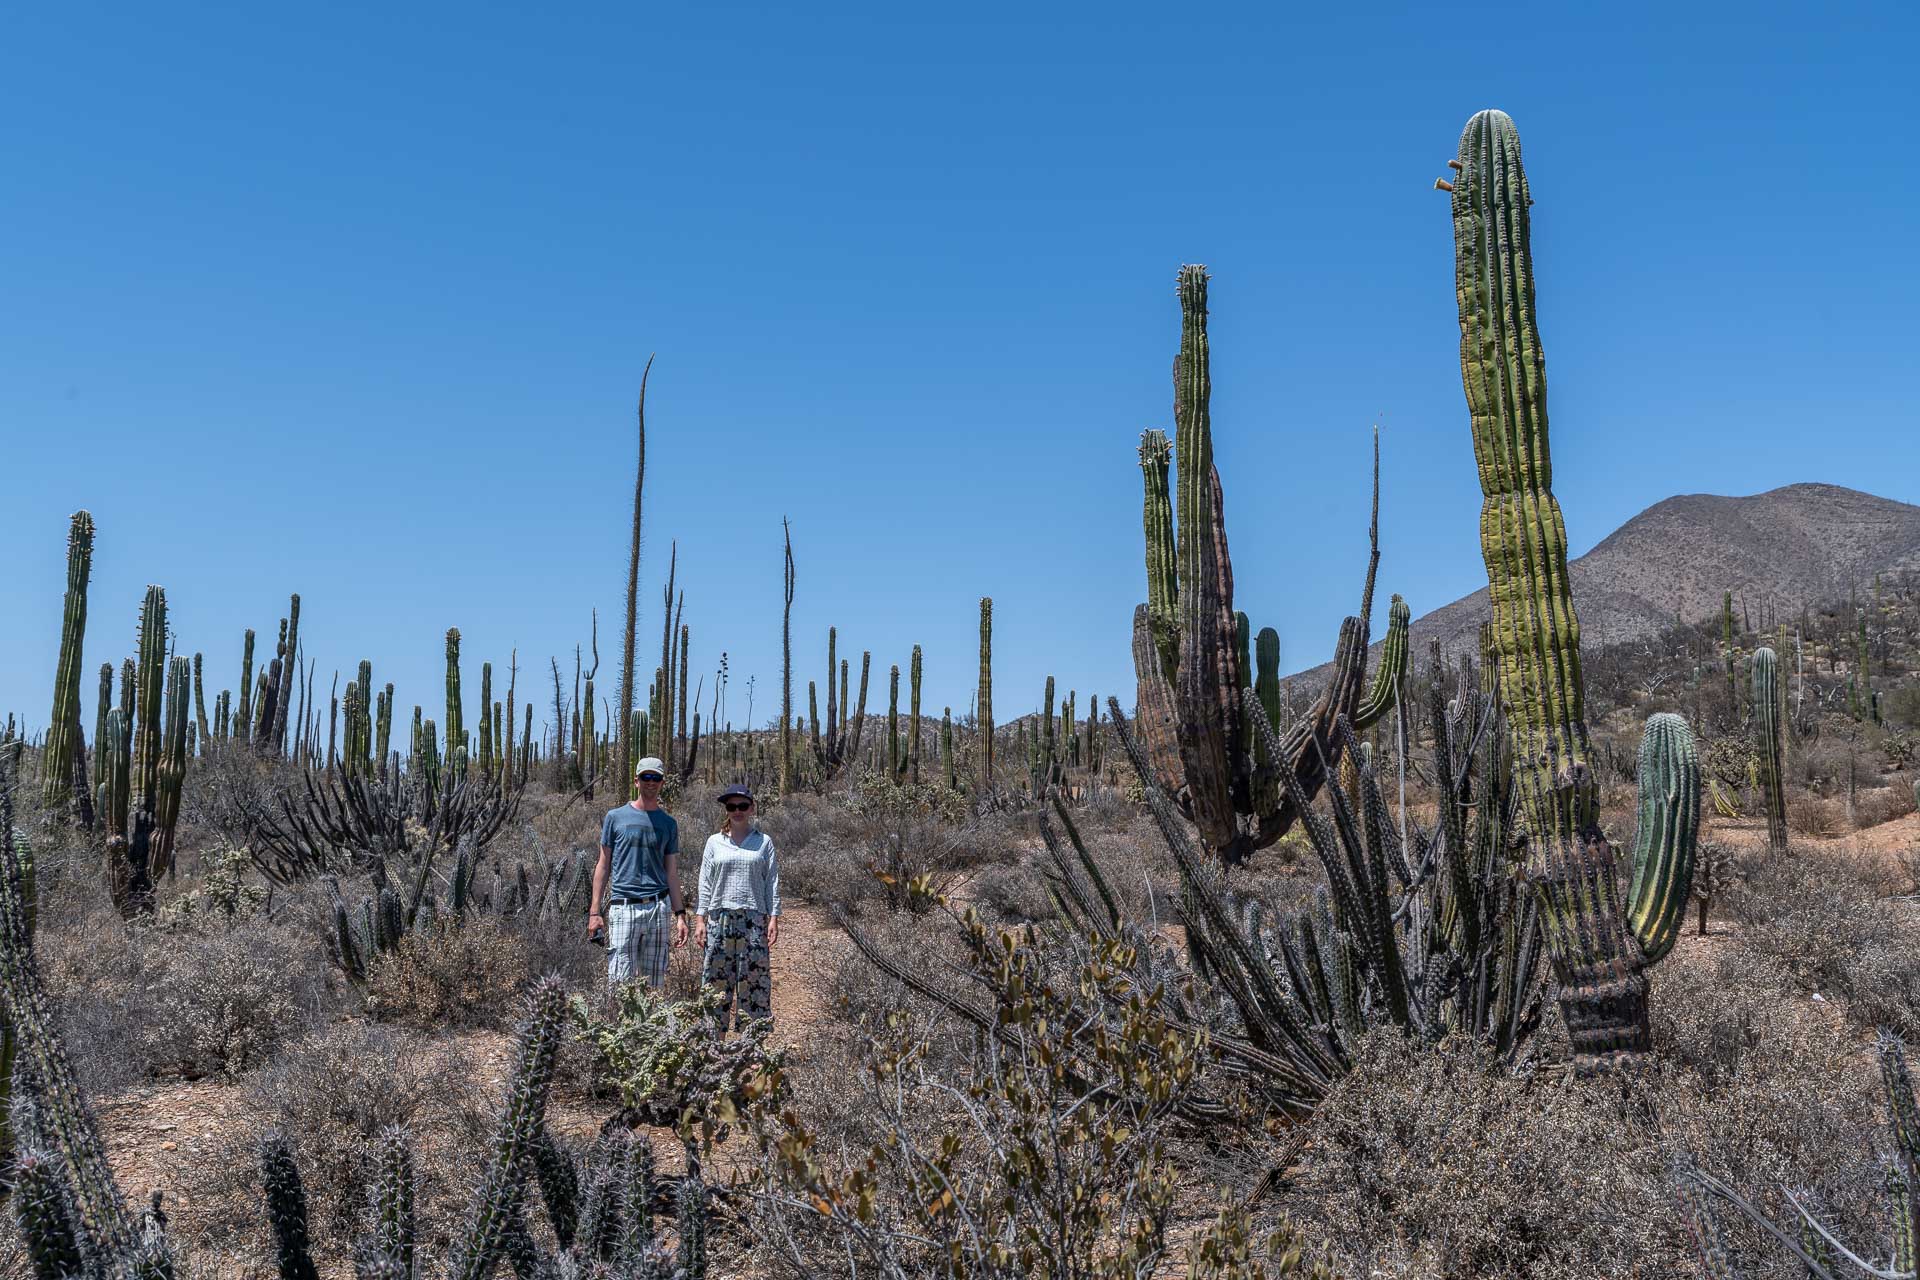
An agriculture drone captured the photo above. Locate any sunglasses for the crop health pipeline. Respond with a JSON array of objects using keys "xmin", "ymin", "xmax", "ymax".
[
  {"xmin": 637, "ymin": 773, "xmax": 664, "ymax": 782},
  {"xmin": 724, "ymin": 801, "xmax": 753, "ymax": 812}
]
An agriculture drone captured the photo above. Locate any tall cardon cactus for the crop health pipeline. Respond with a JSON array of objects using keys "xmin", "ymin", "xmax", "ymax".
[
  {"xmin": 1447, "ymin": 108, "xmax": 1700, "ymax": 1071},
  {"xmin": 1132, "ymin": 273, "xmax": 1409, "ymax": 864},
  {"xmin": 42, "ymin": 512, "xmax": 94, "ymax": 813},
  {"xmin": 1751, "ymin": 647, "xmax": 1788, "ymax": 856}
]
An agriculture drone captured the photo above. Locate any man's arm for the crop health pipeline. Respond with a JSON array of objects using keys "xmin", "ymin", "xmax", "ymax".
[{"xmin": 589, "ymin": 845, "xmax": 612, "ymax": 938}]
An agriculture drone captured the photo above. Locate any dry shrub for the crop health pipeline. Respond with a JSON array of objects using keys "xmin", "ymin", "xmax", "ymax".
[
  {"xmin": 365, "ymin": 917, "xmax": 530, "ymax": 1027},
  {"xmin": 139, "ymin": 926, "xmax": 322, "ymax": 1077},
  {"xmin": 185, "ymin": 1022, "xmax": 491, "ymax": 1258},
  {"xmin": 1649, "ymin": 946, "xmax": 1888, "ymax": 1262},
  {"xmin": 1280, "ymin": 1034, "xmax": 1694, "ymax": 1279},
  {"xmin": 36, "ymin": 899, "xmax": 327, "ymax": 1089},
  {"xmin": 1281, "ymin": 989, "xmax": 1888, "ymax": 1280},
  {"xmin": 1723, "ymin": 843, "xmax": 1920, "ymax": 1038},
  {"xmin": 969, "ymin": 861, "xmax": 1053, "ymax": 923}
]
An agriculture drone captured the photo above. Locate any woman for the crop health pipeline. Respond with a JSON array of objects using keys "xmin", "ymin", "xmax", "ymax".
[{"xmin": 694, "ymin": 783, "xmax": 780, "ymax": 1032}]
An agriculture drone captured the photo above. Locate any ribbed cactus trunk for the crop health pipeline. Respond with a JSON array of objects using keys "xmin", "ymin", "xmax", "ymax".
[
  {"xmin": 477, "ymin": 661, "xmax": 493, "ymax": 780},
  {"xmin": 847, "ymin": 652, "xmax": 870, "ymax": 775},
  {"xmin": 825, "ymin": 627, "xmax": 839, "ymax": 759},
  {"xmin": 151, "ymin": 655, "xmax": 191, "ymax": 878},
  {"xmin": 95, "ymin": 663, "xmax": 112, "ymax": 765},
  {"xmin": 1171, "ymin": 268, "xmax": 1243, "ymax": 856},
  {"xmin": 236, "ymin": 628, "xmax": 256, "ymax": 746},
  {"xmin": 942, "ymin": 708, "xmax": 955, "ymax": 790},
  {"xmin": 444, "ymin": 629, "xmax": 464, "ymax": 784},
  {"xmin": 977, "ymin": 598, "xmax": 994, "ymax": 790},
  {"xmin": 42, "ymin": 512, "xmax": 94, "ymax": 813},
  {"xmin": 909, "ymin": 645, "xmax": 923, "ymax": 785},
  {"xmin": 1752, "ymin": 647, "xmax": 1789, "ymax": 856},
  {"xmin": 1450, "ymin": 109, "xmax": 1700, "ymax": 1072},
  {"xmin": 272, "ymin": 595, "xmax": 301, "ymax": 756},
  {"xmin": 886, "ymin": 665, "xmax": 900, "ymax": 778},
  {"xmin": 133, "ymin": 588, "xmax": 166, "ymax": 828},
  {"xmin": 192, "ymin": 652, "xmax": 211, "ymax": 757}
]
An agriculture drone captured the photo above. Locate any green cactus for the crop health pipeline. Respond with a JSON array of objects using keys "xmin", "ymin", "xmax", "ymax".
[
  {"xmin": 446, "ymin": 977, "xmax": 569, "ymax": 1280},
  {"xmin": 826, "ymin": 626, "xmax": 839, "ymax": 758},
  {"xmin": 1449, "ymin": 108, "xmax": 1700, "ymax": 1071},
  {"xmin": 476, "ymin": 661, "xmax": 493, "ymax": 780},
  {"xmin": 192, "ymin": 652, "xmax": 211, "ymax": 757},
  {"xmin": 1623, "ymin": 714, "xmax": 1702, "ymax": 965},
  {"xmin": 0, "ymin": 786, "xmax": 142, "ymax": 1260},
  {"xmin": 261, "ymin": 1134, "xmax": 321, "ymax": 1280},
  {"xmin": 133, "ymin": 586, "xmax": 166, "ymax": 826},
  {"xmin": 978, "ymin": 598, "xmax": 994, "ymax": 789},
  {"xmin": 909, "ymin": 644, "xmax": 923, "ymax": 786},
  {"xmin": 445, "ymin": 628, "xmax": 465, "ymax": 783},
  {"xmin": 1353, "ymin": 595, "xmax": 1411, "ymax": 730},
  {"xmin": 94, "ymin": 663, "xmax": 112, "ymax": 764},
  {"xmin": 676, "ymin": 1170, "xmax": 708, "ymax": 1279},
  {"xmin": 1043, "ymin": 675, "xmax": 1057, "ymax": 779},
  {"xmin": 237, "ymin": 628, "xmax": 256, "ymax": 743},
  {"xmin": 887, "ymin": 664, "xmax": 901, "ymax": 778},
  {"xmin": 1752, "ymin": 647, "xmax": 1789, "ymax": 856},
  {"xmin": 943, "ymin": 708, "xmax": 956, "ymax": 790},
  {"xmin": 42, "ymin": 513, "xmax": 94, "ymax": 813},
  {"xmin": 1133, "ymin": 275, "xmax": 1401, "ymax": 863},
  {"xmin": 151, "ymin": 655, "xmax": 191, "ymax": 878}
]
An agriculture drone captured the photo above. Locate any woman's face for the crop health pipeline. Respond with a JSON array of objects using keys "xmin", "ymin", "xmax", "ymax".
[{"xmin": 725, "ymin": 796, "xmax": 753, "ymax": 824}]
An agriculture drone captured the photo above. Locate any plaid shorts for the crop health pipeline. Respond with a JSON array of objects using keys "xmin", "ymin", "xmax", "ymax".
[{"xmin": 606, "ymin": 898, "xmax": 673, "ymax": 988}]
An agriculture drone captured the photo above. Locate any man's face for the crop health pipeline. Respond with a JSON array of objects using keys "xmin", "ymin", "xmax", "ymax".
[{"xmin": 636, "ymin": 772, "xmax": 665, "ymax": 800}]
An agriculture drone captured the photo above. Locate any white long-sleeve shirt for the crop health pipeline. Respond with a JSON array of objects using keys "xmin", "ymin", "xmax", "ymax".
[{"xmin": 696, "ymin": 828, "xmax": 781, "ymax": 916}]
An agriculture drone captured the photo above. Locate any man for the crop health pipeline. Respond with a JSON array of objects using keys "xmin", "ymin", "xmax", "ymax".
[{"xmin": 590, "ymin": 757, "xmax": 688, "ymax": 988}]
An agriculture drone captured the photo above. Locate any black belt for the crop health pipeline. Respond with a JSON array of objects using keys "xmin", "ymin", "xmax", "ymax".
[{"xmin": 609, "ymin": 893, "xmax": 666, "ymax": 907}]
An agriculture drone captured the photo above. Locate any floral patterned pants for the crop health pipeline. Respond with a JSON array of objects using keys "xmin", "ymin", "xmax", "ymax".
[{"xmin": 702, "ymin": 909, "xmax": 772, "ymax": 1031}]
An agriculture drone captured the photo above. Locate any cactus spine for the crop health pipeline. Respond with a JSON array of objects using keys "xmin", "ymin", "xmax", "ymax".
[
  {"xmin": 43, "ymin": 512, "xmax": 94, "ymax": 812},
  {"xmin": 978, "ymin": 598, "xmax": 994, "ymax": 789},
  {"xmin": 1450, "ymin": 108, "xmax": 1698, "ymax": 1071},
  {"xmin": 942, "ymin": 708, "xmax": 956, "ymax": 789},
  {"xmin": 94, "ymin": 663, "xmax": 112, "ymax": 765},
  {"xmin": 1752, "ymin": 647, "xmax": 1789, "ymax": 856}
]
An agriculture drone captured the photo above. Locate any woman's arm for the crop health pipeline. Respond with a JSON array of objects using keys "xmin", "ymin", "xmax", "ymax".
[{"xmin": 697, "ymin": 833, "xmax": 718, "ymax": 917}]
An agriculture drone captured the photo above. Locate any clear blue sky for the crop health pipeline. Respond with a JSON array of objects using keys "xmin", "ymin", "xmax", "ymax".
[{"xmin": 4, "ymin": 3, "xmax": 1915, "ymax": 743}]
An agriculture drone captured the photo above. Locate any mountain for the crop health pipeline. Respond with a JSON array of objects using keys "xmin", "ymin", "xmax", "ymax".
[{"xmin": 1285, "ymin": 483, "xmax": 1920, "ymax": 688}]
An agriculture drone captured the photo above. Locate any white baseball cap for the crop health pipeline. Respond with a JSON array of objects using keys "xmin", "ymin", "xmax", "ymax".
[{"xmin": 635, "ymin": 757, "xmax": 666, "ymax": 778}]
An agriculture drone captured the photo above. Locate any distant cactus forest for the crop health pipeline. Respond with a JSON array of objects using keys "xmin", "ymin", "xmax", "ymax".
[{"xmin": 5, "ymin": 110, "xmax": 1920, "ymax": 1279}]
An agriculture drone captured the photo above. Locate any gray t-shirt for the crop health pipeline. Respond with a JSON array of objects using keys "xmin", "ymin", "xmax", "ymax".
[{"xmin": 600, "ymin": 804, "xmax": 679, "ymax": 900}]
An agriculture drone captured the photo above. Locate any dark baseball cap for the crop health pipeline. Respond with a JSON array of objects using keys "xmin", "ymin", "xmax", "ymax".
[{"xmin": 717, "ymin": 783, "xmax": 753, "ymax": 803}]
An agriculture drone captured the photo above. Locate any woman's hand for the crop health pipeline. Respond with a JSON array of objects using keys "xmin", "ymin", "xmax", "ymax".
[
  {"xmin": 693, "ymin": 916, "xmax": 707, "ymax": 949},
  {"xmin": 767, "ymin": 915, "xmax": 779, "ymax": 948}
]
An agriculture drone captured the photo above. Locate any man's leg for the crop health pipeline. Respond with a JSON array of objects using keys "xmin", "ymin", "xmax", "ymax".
[
  {"xmin": 638, "ymin": 899, "xmax": 673, "ymax": 989},
  {"xmin": 605, "ymin": 902, "xmax": 638, "ymax": 986}
]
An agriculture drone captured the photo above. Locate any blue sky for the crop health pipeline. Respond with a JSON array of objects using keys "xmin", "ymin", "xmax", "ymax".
[{"xmin": 4, "ymin": 3, "xmax": 1915, "ymax": 742}]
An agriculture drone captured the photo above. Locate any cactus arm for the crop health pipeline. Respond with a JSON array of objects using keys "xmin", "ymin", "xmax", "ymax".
[
  {"xmin": 1623, "ymin": 713, "xmax": 1701, "ymax": 965},
  {"xmin": 1138, "ymin": 429, "xmax": 1179, "ymax": 683},
  {"xmin": 1352, "ymin": 595, "xmax": 1411, "ymax": 730},
  {"xmin": 976, "ymin": 601, "xmax": 992, "ymax": 787},
  {"xmin": 368, "ymin": 1126, "xmax": 416, "ymax": 1276},
  {"xmin": 0, "ymin": 790, "xmax": 134, "ymax": 1254},
  {"xmin": 444, "ymin": 977, "xmax": 568, "ymax": 1280},
  {"xmin": 261, "ymin": 1134, "xmax": 321, "ymax": 1280}
]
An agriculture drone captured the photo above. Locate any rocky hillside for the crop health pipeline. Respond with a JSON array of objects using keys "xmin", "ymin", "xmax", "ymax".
[{"xmin": 1289, "ymin": 483, "xmax": 1920, "ymax": 686}]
